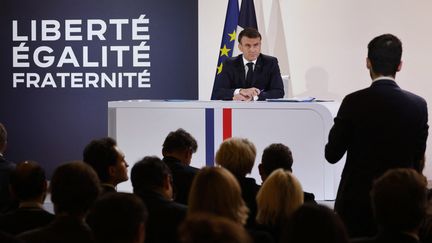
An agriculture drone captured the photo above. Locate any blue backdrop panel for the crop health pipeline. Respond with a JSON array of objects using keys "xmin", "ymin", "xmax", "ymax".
[{"xmin": 0, "ymin": 0, "xmax": 198, "ymax": 176}]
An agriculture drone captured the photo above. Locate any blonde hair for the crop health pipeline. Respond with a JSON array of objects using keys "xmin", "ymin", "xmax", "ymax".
[
  {"xmin": 256, "ymin": 169, "xmax": 303, "ymax": 225},
  {"xmin": 188, "ymin": 167, "xmax": 249, "ymax": 225},
  {"xmin": 215, "ymin": 137, "xmax": 256, "ymax": 176}
]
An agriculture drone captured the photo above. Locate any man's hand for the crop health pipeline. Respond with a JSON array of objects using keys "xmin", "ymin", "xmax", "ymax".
[
  {"xmin": 239, "ymin": 88, "xmax": 261, "ymax": 98},
  {"xmin": 233, "ymin": 94, "xmax": 252, "ymax": 101}
]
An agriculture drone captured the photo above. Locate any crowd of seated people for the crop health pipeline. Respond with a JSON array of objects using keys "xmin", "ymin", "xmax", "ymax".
[{"xmin": 0, "ymin": 122, "xmax": 431, "ymax": 243}]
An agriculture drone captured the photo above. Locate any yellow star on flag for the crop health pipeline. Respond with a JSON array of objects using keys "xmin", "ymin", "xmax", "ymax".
[
  {"xmin": 228, "ymin": 30, "xmax": 236, "ymax": 42},
  {"xmin": 220, "ymin": 45, "xmax": 231, "ymax": 57},
  {"xmin": 217, "ymin": 63, "xmax": 223, "ymax": 74}
]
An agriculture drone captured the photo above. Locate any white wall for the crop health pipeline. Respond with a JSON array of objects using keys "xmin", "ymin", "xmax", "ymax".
[{"xmin": 199, "ymin": 0, "xmax": 432, "ymax": 178}]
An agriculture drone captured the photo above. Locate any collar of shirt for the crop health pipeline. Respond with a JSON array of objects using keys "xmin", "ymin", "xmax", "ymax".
[
  {"xmin": 372, "ymin": 76, "xmax": 395, "ymax": 82},
  {"xmin": 242, "ymin": 56, "xmax": 257, "ymax": 69},
  {"xmin": 0, "ymin": 152, "xmax": 3, "ymax": 157}
]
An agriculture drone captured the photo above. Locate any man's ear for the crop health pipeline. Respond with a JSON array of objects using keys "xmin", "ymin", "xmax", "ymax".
[
  {"xmin": 397, "ymin": 61, "xmax": 403, "ymax": 72},
  {"xmin": 163, "ymin": 175, "xmax": 171, "ymax": 190},
  {"xmin": 108, "ymin": 165, "xmax": 117, "ymax": 178},
  {"xmin": 366, "ymin": 58, "xmax": 372, "ymax": 70},
  {"xmin": 258, "ymin": 163, "xmax": 266, "ymax": 181}
]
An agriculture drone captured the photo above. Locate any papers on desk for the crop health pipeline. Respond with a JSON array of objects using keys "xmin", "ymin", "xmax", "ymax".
[{"xmin": 267, "ymin": 97, "xmax": 316, "ymax": 102}]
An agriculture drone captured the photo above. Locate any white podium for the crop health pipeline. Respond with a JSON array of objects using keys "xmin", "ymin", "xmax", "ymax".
[{"xmin": 108, "ymin": 100, "xmax": 344, "ymax": 200}]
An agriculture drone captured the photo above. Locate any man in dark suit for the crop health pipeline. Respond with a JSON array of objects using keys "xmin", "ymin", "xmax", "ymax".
[
  {"xmin": 258, "ymin": 143, "xmax": 316, "ymax": 204},
  {"xmin": 0, "ymin": 122, "xmax": 16, "ymax": 213},
  {"xmin": 162, "ymin": 128, "xmax": 199, "ymax": 205},
  {"xmin": 211, "ymin": 28, "xmax": 284, "ymax": 101},
  {"xmin": 325, "ymin": 34, "xmax": 429, "ymax": 238},
  {"xmin": 131, "ymin": 156, "xmax": 187, "ymax": 243}
]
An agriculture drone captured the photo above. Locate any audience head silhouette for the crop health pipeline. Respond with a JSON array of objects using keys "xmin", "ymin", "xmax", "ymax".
[
  {"xmin": 188, "ymin": 167, "xmax": 249, "ymax": 225},
  {"xmin": 215, "ymin": 137, "xmax": 256, "ymax": 177},
  {"xmin": 259, "ymin": 143, "xmax": 293, "ymax": 181},
  {"xmin": 9, "ymin": 160, "xmax": 47, "ymax": 203},
  {"xmin": 50, "ymin": 161, "xmax": 100, "ymax": 216},
  {"xmin": 162, "ymin": 128, "xmax": 198, "ymax": 165},
  {"xmin": 131, "ymin": 156, "xmax": 173, "ymax": 200},
  {"xmin": 89, "ymin": 192, "xmax": 148, "ymax": 243},
  {"xmin": 83, "ymin": 137, "xmax": 128, "ymax": 190},
  {"xmin": 256, "ymin": 169, "xmax": 303, "ymax": 226},
  {"xmin": 283, "ymin": 204, "xmax": 349, "ymax": 243},
  {"xmin": 371, "ymin": 168, "xmax": 427, "ymax": 233},
  {"xmin": 179, "ymin": 213, "xmax": 252, "ymax": 243}
]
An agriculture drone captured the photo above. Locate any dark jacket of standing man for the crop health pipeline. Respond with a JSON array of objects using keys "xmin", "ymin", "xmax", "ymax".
[
  {"xmin": 211, "ymin": 28, "xmax": 284, "ymax": 101},
  {"xmin": 325, "ymin": 34, "xmax": 429, "ymax": 238}
]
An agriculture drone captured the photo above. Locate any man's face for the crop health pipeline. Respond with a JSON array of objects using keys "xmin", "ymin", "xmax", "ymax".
[
  {"xmin": 111, "ymin": 146, "xmax": 129, "ymax": 184},
  {"xmin": 238, "ymin": 36, "xmax": 261, "ymax": 62}
]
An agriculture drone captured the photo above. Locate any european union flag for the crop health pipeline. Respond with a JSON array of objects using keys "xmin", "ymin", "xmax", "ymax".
[
  {"xmin": 215, "ymin": 0, "xmax": 239, "ymax": 76},
  {"xmin": 238, "ymin": 0, "xmax": 257, "ymax": 29}
]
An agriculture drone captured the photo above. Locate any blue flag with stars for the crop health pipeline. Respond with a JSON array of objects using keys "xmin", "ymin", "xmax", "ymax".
[{"xmin": 215, "ymin": 0, "xmax": 239, "ymax": 76}]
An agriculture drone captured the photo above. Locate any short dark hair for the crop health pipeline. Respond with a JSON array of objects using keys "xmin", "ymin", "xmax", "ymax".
[
  {"xmin": 238, "ymin": 28, "xmax": 261, "ymax": 44},
  {"xmin": 83, "ymin": 137, "xmax": 118, "ymax": 182},
  {"xmin": 162, "ymin": 129, "xmax": 197, "ymax": 155},
  {"xmin": 131, "ymin": 156, "xmax": 171, "ymax": 192},
  {"xmin": 50, "ymin": 161, "xmax": 100, "ymax": 215},
  {"xmin": 89, "ymin": 192, "xmax": 148, "ymax": 243},
  {"xmin": 367, "ymin": 34, "xmax": 402, "ymax": 76},
  {"xmin": 261, "ymin": 143, "xmax": 293, "ymax": 175},
  {"xmin": 371, "ymin": 168, "xmax": 427, "ymax": 231},
  {"xmin": 9, "ymin": 161, "xmax": 46, "ymax": 201}
]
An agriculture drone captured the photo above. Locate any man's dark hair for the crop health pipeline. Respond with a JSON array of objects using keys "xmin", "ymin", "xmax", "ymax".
[
  {"xmin": 162, "ymin": 128, "xmax": 197, "ymax": 155},
  {"xmin": 367, "ymin": 34, "xmax": 402, "ymax": 76},
  {"xmin": 83, "ymin": 137, "xmax": 118, "ymax": 182},
  {"xmin": 131, "ymin": 156, "xmax": 171, "ymax": 192},
  {"xmin": 89, "ymin": 192, "xmax": 148, "ymax": 243},
  {"xmin": 9, "ymin": 161, "xmax": 46, "ymax": 201},
  {"xmin": 238, "ymin": 27, "xmax": 261, "ymax": 43},
  {"xmin": 371, "ymin": 168, "xmax": 427, "ymax": 232},
  {"xmin": 261, "ymin": 143, "xmax": 293, "ymax": 175},
  {"xmin": 50, "ymin": 161, "xmax": 100, "ymax": 215}
]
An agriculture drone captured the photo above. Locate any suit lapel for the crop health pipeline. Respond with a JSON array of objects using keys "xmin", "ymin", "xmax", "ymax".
[
  {"xmin": 251, "ymin": 54, "xmax": 263, "ymax": 87},
  {"xmin": 235, "ymin": 55, "xmax": 247, "ymax": 87}
]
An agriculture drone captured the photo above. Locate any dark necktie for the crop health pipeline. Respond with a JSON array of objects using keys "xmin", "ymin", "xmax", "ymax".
[{"xmin": 246, "ymin": 62, "xmax": 254, "ymax": 87}]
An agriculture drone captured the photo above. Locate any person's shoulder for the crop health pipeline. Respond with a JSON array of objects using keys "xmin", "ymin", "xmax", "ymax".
[
  {"xmin": 303, "ymin": 191, "xmax": 317, "ymax": 204},
  {"xmin": 222, "ymin": 55, "xmax": 241, "ymax": 64},
  {"xmin": 401, "ymin": 88, "xmax": 427, "ymax": 106},
  {"xmin": 340, "ymin": 86, "xmax": 371, "ymax": 104},
  {"xmin": 17, "ymin": 226, "xmax": 47, "ymax": 242},
  {"xmin": 0, "ymin": 157, "xmax": 15, "ymax": 170},
  {"xmin": 171, "ymin": 201, "xmax": 188, "ymax": 211},
  {"xmin": 186, "ymin": 165, "xmax": 199, "ymax": 173},
  {"xmin": 258, "ymin": 54, "xmax": 278, "ymax": 63}
]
